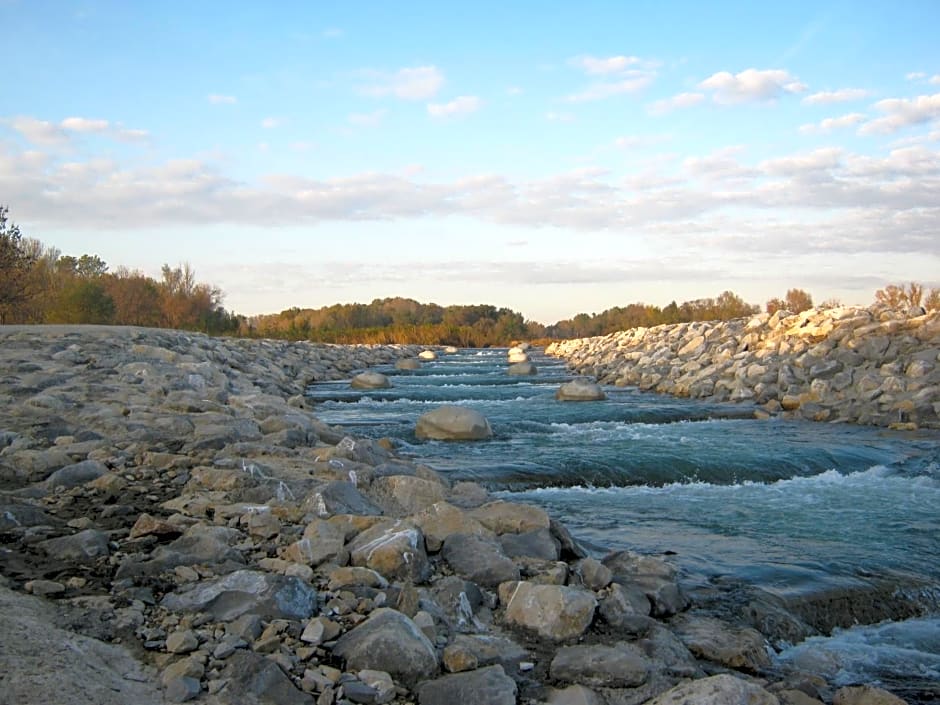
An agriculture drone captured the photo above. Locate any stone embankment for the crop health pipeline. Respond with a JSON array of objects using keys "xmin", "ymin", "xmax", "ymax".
[
  {"xmin": 0, "ymin": 325, "xmax": 914, "ymax": 705},
  {"xmin": 547, "ymin": 305, "xmax": 940, "ymax": 429}
]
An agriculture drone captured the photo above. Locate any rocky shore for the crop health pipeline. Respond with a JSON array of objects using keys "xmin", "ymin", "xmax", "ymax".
[
  {"xmin": 546, "ymin": 305, "xmax": 940, "ymax": 430},
  {"xmin": 0, "ymin": 325, "xmax": 918, "ymax": 705}
]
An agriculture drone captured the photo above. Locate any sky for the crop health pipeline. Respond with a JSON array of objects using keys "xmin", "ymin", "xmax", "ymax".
[{"xmin": 1, "ymin": 0, "xmax": 939, "ymax": 324}]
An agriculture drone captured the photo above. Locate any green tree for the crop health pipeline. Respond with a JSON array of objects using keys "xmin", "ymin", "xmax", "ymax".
[
  {"xmin": 46, "ymin": 279, "xmax": 115, "ymax": 324},
  {"xmin": 0, "ymin": 206, "xmax": 38, "ymax": 323}
]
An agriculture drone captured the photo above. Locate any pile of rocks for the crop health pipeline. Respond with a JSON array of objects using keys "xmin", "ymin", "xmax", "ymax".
[
  {"xmin": 547, "ymin": 306, "xmax": 940, "ymax": 429},
  {"xmin": 0, "ymin": 326, "xmax": 912, "ymax": 704}
]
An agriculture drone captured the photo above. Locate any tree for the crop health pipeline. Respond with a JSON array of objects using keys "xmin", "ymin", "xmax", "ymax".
[
  {"xmin": 875, "ymin": 282, "xmax": 927, "ymax": 309},
  {"xmin": 785, "ymin": 288, "xmax": 813, "ymax": 313},
  {"xmin": 46, "ymin": 279, "xmax": 115, "ymax": 324},
  {"xmin": 0, "ymin": 206, "xmax": 38, "ymax": 323}
]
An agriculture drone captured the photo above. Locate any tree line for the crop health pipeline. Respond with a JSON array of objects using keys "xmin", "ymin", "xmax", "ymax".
[
  {"xmin": 0, "ymin": 206, "xmax": 239, "ymax": 332},
  {"xmin": 2, "ymin": 205, "xmax": 937, "ymax": 343}
]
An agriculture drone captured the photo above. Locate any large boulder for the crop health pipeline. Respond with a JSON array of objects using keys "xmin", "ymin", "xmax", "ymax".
[
  {"xmin": 347, "ymin": 520, "xmax": 431, "ymax": 583},
  {"xmin": 549, "ymin": 642, "xmax": 650, "ymax": 688},
  {"xmin": 507, "ymin": 351, "xmax": 530, "ymax": 363},
  {"xmin": 418, "ymin": 350, "xmax": 438, "ymax": 360},
  {"xmin": 160, "ymin": 570, "xmax": 318, "ymax": 621},
  {"xmin": 556, "ymin": 379, "xmax": 606, "ymax": 401},
  {"xmin": 671, "ymin": 615, "xmax": 770, "ymax": 672},
  {"xmin": 602, "ymin": 550, "xmax": 688, "ymax": 617},
  {"xmin": 507, "ymin": 362, "xmax": 537, "ymax": 376},
  {"xmin": 333, "ymin": 608, "xmax": 438, "ymax": 685},
  {"xmin": 643, "ymin": 673, "xmax": 779, "ymax": 705},
  {"xmin": 442, "ymin": 533, "xmax": 520, "ymax": 587},
  {"xmin": 415, "ymin": 405, "xmax": 493, "ymax": 441},
  {"xmin": 501, "ymin": 581, "xmax": 597, "ymax": 641},
  {"xmin": 418, "ymin": 665, "xmax": 517, "ymax": 705},
  {"xmin": 395, "ymin": 358, "xmax": 421, "ymax": 371},
  {"xmin": 351, "ymin": 371, "xmax": 391, "ymax": 389}
]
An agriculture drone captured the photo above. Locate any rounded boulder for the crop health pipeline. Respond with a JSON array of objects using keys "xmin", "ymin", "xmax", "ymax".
[
  {"xmin": 351, "ymin": 371, "xmax": 392, "ymax": 389},
  {"xmin": 395, "ymin": 358, "xmax": 422, "ymax": 371},
  {"xmin": 556, "ymin": 379, "xmax": 606, "ymax": 401},
  {"xmin": 418, "ymin": 350, "xmax": 438, "ymax": 360},
  {"xmin": 416, "ymin": 405, "xmax": 493, "ymax": 441},
  {"xmin": 507, "ymin": 362, "xmax": 537, "ymax": 376}
]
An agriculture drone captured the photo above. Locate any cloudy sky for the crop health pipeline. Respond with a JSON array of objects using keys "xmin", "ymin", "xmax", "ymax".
[{"xmin": 2, "ymin": 1, "xmax": 939, "ymax": 323}]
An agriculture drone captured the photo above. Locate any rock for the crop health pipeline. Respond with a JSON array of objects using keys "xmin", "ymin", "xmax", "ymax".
[
  {"xmin": 672, "ymin": 614, "xmax": 771, "ymax": 672},
  {"xmin": 556, "ymin": 379, "xmax": 606, "ymax": 401},
  {"xmin": 598, "ymin": 582, "xmax": 651, "ymax": 627},
  {"xmin": 43, "ymin": 459, "xmax": 108, "ymax": 489},
  {"xmin": 283, "ymin": 519, "xmax": 347, "ymax": 566},
  {"xmin": 415, "ymin": 405, "xmax": 493, "ymax": 441},
  {"xmin": 332, "ymin": 608, "xmax": 438, "ymax": 685},
  {"xmin": 549, "ymin": 642, "xmax": 650, "ymax": 688},
  {"xmin": 303, "ymin": 480, "xmax": 384, "ymax": 518},
  {"xmin": 347, "ymin": 520, "xmax": 431, "ymax": 583},
  {"xmin": 544, "ymin": 684, "xmax": 605, "ymax": 705},
  {"xmin": 39, "ymin": 529, "xmax": 110, "ymax": 561},
  {"xmin": 417, "ymin": 665, "xmax": 517, "ymax": 705},
  {"xmin": 327, "ymin": 566, "xmax": 388, "ymax": 590},
  {"xmin": 160, "ymin": 569, "xmax": 318, "ymax": 621},
  {"xmin": 351, "ymin": 371, "xmax": 392, "ymax": 389},
  {"xmin": 412, "ymin": 501, "xmax": 492, "ymax": 552},
  {"xmin": 507, "ymin": 361, "xmax": 537, "ymax": 375},
  {"xmin": 507, "ymin": 351, "xmax": 530, "ymax": 363},
  {"xmin": 442, "ymin": 533, "xmax": 520, "ymax": 587},
  {"xmin": 501, "ymin": 581, "xmax": 597, "ymax": 641},
  {"xmin": 129, "ymin": 513, "xmax": 184, "ymax": 540},
  {"xmin": 366, "ymin": 475, "xmax": 446, "ymax": 516},
  {"xmin": 498, "ymin": 528, "xmax": 560, "ymax": 560},
  {"xmin": 602, "ymin": 550, "xmax": 688, "ymax": 617},
  {"xmin": 0, "ymin": 585, "xmax": 163, "ymax": 705},
  {"xmin": 165, "ymin": 629, "xmax": 199, "ymax": 654},
  {"xmin": 574, "ymin": 557, "xmax": 613, "ymax": 590},
  {"xmin": 471, "ymin": 500, "xmax": 550, "ymax": 534},
  {"xmin": 358, "ymin": 670, "xmax": 396, "ymax": 704},
  {"xmin": 24, "ymin": 579, "xmax": 66, "ymax": 596},
  {"xmin": 644, "ymin": 673, "xmax": 780, "ymax": 705},
  {"xmin": 833, "ymin": 685, "xmax": 908, "ymax": 705},
  {"xmin": 418, "ymin": 350, "xmax": 438, "ymax": 360},
  {"xmin": 218, "ymin": 650, "xmax": 315, "ymax": 704},
  {"xmin": 395, "ymin": 358, "xmax": 421, "ymax": 370}
]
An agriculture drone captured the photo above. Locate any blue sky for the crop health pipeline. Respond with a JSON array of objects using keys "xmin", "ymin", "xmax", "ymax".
[{"xmin": 2, "ymin": 0, "xmax": 939, "ymax": 323}]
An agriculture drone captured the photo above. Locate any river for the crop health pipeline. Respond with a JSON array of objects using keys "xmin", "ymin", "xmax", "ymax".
[{"xmin": 307, "ymin": 347, "xmax": 940, "ymax": 698}]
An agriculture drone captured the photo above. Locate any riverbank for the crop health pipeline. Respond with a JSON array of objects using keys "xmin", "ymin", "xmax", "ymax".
[
  {"xmin": 546, "ymin": 305, "xmax": 940, "ymax": 430},
  {"xmin": 0, "ymin": 325, "xmax": 923, "ymax": 704}
]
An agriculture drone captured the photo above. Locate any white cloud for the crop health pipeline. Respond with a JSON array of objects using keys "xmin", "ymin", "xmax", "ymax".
[
  {"xmin": 570, "ymin": 55, "xmax": 643, "ymax": 75},
  {"xmin": 506, "ymin": 86, "xmax": 523, "ymax": 95},
  {"xmin": 565, "ymin": 74, "xmax": 655, "ymax": 102},
  {"xmin": 61, "ymin": 117, "xmax": 110, "ymax": 133},
  {"xmin": 208, "ymin": 94, "xmax": 237, "ymax": 104},
  {"xmin": 799, "ymin": 113, "xmax": 866, "ymax": 134},
  {"xmin": 115, "ymin": 128, "xmax": 150, "ymax": 143},
  {"xmin": 427, "ymin": 96, "xmax": 482, "ymax": 118},
  {"xmin": 931, "ymin": 75, "xmax": 940, "ymax": 86},
  {"xmin": 647, "ymin": 91, "xmax": 705, "ymax": 115},
  {"xmin": 613, "ymin": 134, "xmax": 670, "ymax": 149},
  {"xmin": 802, "ymin": 88, "xmax": 870, "ymax": 105},
  {"xmin": 699, "ymin": 68, "xmax": 807, "ymax": 104},
  {"xmin": 260, "ymin": 117, "xmax": 282, "ymax": 129},
  {"xmin": 906, "ymin": 72, "xmax": 927, "ymax": 81},
  {"xmin": 8, "ymin": 116, "xmax": 68, "ymax": 145},
  {"xmin": 545, "ymin": 111, "xmax": 575, "ymax": 123},
  {"xmin": 360, "ymin": 66, "xmax": 444, "ymax": 100},
  {"xmin": 322, "ymin": 27, "xmax": 344, "ymax": 38},
  {"xmin": 858, "ymin": 93, "xmax": 940, "ymax": 135},
  {"xmin": 348, "ymin": 109, "xmax": 388, "ymax": 127}
]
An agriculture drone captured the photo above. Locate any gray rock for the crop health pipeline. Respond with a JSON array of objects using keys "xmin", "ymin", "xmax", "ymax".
[
  {"xmin": 574, "ymin": 557, "xmax": 612, "ymax": 589},
  {"xmin": 332, "ymin": 608, "xmax": 438, "ymax": 685},
  {"xmin": 502, "ymin": 581, "xmax": 597, "ymax": 642},
  {"xmin": 43, "ymin": 459, "xmax": 108, "ymax": 489},
  {"xmin": 417, "ymin": 664, "xmax": 517, "ymax": 705},
  {"xmin": 216, "ymin": 650, "xmax": 314, "ymax": 704},
  {"xmin": 549, "ymin": 642, "xmax": 650, "ymax": 688},
  {"xmin": 351, "ymin": 371, "xmax": 392, "ymax": 389},
  {"xmin": 498, "ymin": 528, "xmax": 560, "ymax": 561},
  {"xmin": 507, "ymin": 362, "xmax": 537, "ymax": 376},
  {"xmin": 556, "ymin": 379, "xmax": 606, "ymax": 401},
  {"xmin": 443, "ymin": 533, "xmax": 520, "ymax": 587},
  {"xmin": 161, "ymin": 569, "xmax": 318, "ymax": 621},
  {"xmin": 602, "ymin": 551, "xmax": 688, "ymax": 617},
  {"xmin": 672, "ymin": 614, "xmax": 771, "ymax": 672},
  {"xmin": 598, "ymin": 582, "xmax": 652, "ymax": 627},
  {"xmin": 39, "ymin": 528, "xmax": 110, "ymax": 561},
  {"xmin": 544, "ymin": 684, "xmax": 605, "ymax": 705},
  {"xmin": 415, "ymin": 405, "xmax": 493, "ymax": 441},
  {"xmin": 366, "ymin": 475, "xmax": 446, "ymax": 517},
  {"xmin": 303, "ymin": 481, "xmax": 384, "ymax": 518},
  {"xmin": 643, "ymin": 673, "xmax": 779, "ymax": 705},
  {"xmin": 347, "ymin": 520, "xmax": 431, "ymax": 583}
]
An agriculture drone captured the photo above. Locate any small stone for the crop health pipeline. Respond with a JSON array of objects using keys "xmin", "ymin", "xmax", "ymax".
[
  {"xmin": 24, "ymin": 579, "xmax": 66, "ymax": 596},
  {"xmin": 166, "ymin": 629, "xmax": 199, "ymax": 654},
  {"xmin": 164, "ymin": 676, "xmax": 201, "ymax": 702}
]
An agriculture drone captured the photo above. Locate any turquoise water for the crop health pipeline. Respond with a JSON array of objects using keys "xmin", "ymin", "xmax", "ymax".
[{"xmin": 308, "ymin": 347, "xmax": 940, "ymax": 695}]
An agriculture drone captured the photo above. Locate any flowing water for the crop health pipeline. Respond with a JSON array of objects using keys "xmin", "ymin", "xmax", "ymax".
[{"xmin": 308, "ymin": 348, "xmax": 940, "ymax": 697}]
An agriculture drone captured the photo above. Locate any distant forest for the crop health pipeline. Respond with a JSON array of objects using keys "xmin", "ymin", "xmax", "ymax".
[{"xmin": 2, "ymin": 205, "xmax": 937, "ymax": 346}]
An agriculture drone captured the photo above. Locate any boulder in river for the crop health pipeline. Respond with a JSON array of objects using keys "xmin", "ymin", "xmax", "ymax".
[
  {"xmin": 556, "ymin": 378, "xmax": 606, "ymax": 401},
  {"xmin": 507, "ymin": 362, "xmax": 537, "ymax": 376},
  {"xmin": 396, "ymin": 358, "xmax": 422, "ymax": 370},
  {"xmin": 415, "ymin": 405, "xmax": 493, "ymax": 441},
  {"xmin": 507, "ymin": 351, "xmax": 530, "ymax": 363},
  {"xmin": 418, "ymin": 350, "xmax": 438, "ymax": 360},
  {"xmin": 351, "ymin": 371, "xmax": 392, "ymax": 389}
]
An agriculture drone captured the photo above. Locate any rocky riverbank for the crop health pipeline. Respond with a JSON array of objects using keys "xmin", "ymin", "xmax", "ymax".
[
  {"xmin": 546, "ymin": 305, "xmax": 940, "ymax": 430},
  {"xmin": 0, "ymin": 325, "xmax": 918, "ymax": 705}
]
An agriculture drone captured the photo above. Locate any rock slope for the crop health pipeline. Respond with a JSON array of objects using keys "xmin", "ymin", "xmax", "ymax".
[
  {"xmin": 547, "ymin": 305, "xmax": 940, "ymax": 429},
  {"xmin": 0, "ymin": 325, "xmax": 915, "ymax": 704}
]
